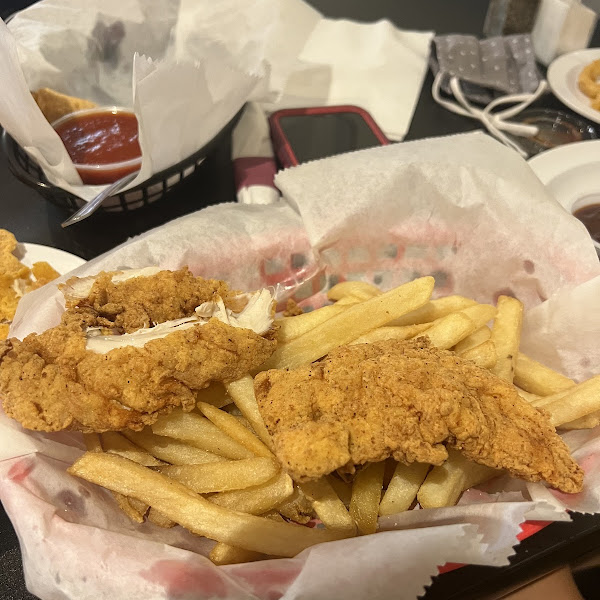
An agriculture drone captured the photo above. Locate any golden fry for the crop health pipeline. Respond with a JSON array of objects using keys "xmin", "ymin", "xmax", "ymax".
[
  {"xmin": 300, "ymin": 477, "xmax": 356, "ymax": 533},
  {"xmin": 490, "ymin": 295, "xmax": 523, "ymax": 382},
  {"xmin": 350, "ymin": 323, "xmax": 432, "ymax": 345},
  {"xmin": 198, "ymin": 402, "xmax": 274, "ymax": 459},
  {"xmin": 147, "ymin": 508, "xmax": 176, "ymax": 528},
  {"xmin": 327, "ymin": 281, "xmax": 381, "ymax": 301},
  {"xmin": 101, "ymin": 431, "xmax": 165, "ymax": 466},
  {"xmin": 260, "ymin": 277, "xmax": 434, "ymax": 370},
  {"xmin": 82, "ymin": 433, "xmax": 103, "ymax": 453},
  {"xmin": 122, "ymin": 429, "xmax": 227, "ymax": 465},
  {"xmin": 69, "ymin": 452, "xmax": 344, "ymax": 557},
  {"xmin": 349, "ymin": 462, "xmax": 385, "ymax": 535},
  {"xmin": 225, "ymin": 376, "xmax": 273, "ymax": 449},
  {"xmin": 379, "ymin": 462, "xmax": 429, "ymax": 516},
  {"xmin": 422, "ymin": 312, "xmax": 476, "ymax": 350},
  {"xmin": 113, "ymin": 491, "xmax": 148, "ymax": 523},
  {"xmin": 458, "ymin": 340, "xmax": 497, "ymax": 370},
  {"xmin": 276, "ymin": 304, "xmax": 350, "ymax": 344},
  {"xmin": 388, "ymin": 295, "xmax": 477, "ymax": 327},
  {"xmin": 209, "ymin": 542, "xmax": 270, "ymax": 565},
  {"xmin": 514, "ymin": 353, "xmax": 575, "ymax": 396},
  {"xmin": 156, "ymin": 457, "xmax": 280, "ymax": 493},
  {"xmin": 560, "ymin": 409, "xmax": 600, "ymax": 431},
  {"xmin": 209, "ymin": 471, "xmax": 294, "ymax": 515},
  {"xmin": 417, "ymin": 450, "xmax": 499, "ymax": 508},
  {"xmin": 453, "ymin": 326, "xmax": 491, "ymax": 354},
  {"xmin": 544, "ymin": 375, "xmax": 600, "ymax": 427},
  {"xmin": 152, "ymin": 410, "xmax": 253, "ymax": 459}
]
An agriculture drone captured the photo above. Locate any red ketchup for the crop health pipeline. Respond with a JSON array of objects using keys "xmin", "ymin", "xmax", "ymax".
[{"xmin": 54, "ymin": 109, "xmax": 142, "ymax": 185}]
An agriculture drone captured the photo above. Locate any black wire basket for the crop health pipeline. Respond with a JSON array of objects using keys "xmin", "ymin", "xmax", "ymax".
[{"xmin": 1, "ymin": 107, "xmax": 244, "ymax": 214}]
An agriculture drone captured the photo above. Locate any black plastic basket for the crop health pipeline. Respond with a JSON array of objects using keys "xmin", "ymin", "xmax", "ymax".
[{"xmin": 1, "ymin": 107, "xmax": 243, "ymax": 214}]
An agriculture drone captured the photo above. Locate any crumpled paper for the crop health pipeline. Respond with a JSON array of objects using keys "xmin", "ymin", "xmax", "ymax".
[
  {"xmin": 0, "ymin": 0, "xmax": 269, "ymax": 201},
  {"xmin": 2, "ymin": 132, "xmax": 600, "ymax": 600}
]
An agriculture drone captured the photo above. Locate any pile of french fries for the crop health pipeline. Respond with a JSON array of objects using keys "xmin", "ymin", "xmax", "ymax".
[{"xmin": 69, "ymin": 276, "xmax": 600, "ymax": 564}]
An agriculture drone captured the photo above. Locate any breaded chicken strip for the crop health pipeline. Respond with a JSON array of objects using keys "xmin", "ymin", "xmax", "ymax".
[
  {"xmin": 0, "ymin": 269, "xmax": 276, "ymax": 432},
  {"xmin": 255, "ymin": 338, "xmax": 583, "ymax": 494}
]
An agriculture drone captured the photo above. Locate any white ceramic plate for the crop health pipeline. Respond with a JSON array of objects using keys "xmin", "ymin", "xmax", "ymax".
[
  {"xmin": 16, "ymin": 243, "xmax": 85, "ymax": 273},
  {"xmin": 528, "ymin": 140, "xmax": 600, "ymax": 250},
  {"xmin": 547, "ymin": 48, "xmax": 600, "ymax": 125}
]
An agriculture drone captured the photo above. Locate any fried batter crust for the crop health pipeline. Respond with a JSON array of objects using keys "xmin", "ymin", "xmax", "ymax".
[
  {"xmin": 64, "ymin": 269, "xmax": 244, "ymax": 332},
  {"xmin": 255, "ymin": 338, "xmax": 583, "ymax": 494},
  {"xmin": 1, "ymin": 270, "xmax": 276, "ymax": 432}
]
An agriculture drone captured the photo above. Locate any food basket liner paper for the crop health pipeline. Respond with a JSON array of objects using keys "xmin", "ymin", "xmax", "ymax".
[
  {"xmin": 1, "ymin": 0, "xmax": 307, "ymax": 201},
  {"xmin": 2, "ymin": 132, "xmax": 600, "ymax": 600}
]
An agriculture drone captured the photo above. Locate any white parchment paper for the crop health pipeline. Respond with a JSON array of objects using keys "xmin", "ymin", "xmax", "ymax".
[
  {"xmin": 1, "ymin": 133, "xmax": 600, "ymax": 600},
  {"xmin": 0, "ymin": 0, "xmax": 270, "ymax": 201}
]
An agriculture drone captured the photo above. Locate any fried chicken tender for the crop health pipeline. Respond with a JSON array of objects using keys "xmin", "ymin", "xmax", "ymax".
[
  {"xmin": 255, "ymin": 338, "xmax": 583, "ymax": 494},
  {"xmin": 62, "ymin": 269, "xmax": 243, "ymax": 332},
  {"xmin": 0, "ymin": 269, "xmax": 276, "ymax": 432}
]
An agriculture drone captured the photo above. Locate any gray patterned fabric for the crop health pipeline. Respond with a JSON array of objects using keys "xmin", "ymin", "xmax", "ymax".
[{"xmin": 431, "ymin": 34, "xmax": 542, "ymax": 104}]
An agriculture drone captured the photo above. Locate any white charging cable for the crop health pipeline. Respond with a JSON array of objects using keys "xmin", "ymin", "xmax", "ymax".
[{"xmin": 432, "ymin": 72, "xmax": 549, "ymax": 158}]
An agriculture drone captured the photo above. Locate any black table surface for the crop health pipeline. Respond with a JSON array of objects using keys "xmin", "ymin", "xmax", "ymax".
[{"xmin": 2, "ymin": 1, "xmax": 600, "ymax": 599}]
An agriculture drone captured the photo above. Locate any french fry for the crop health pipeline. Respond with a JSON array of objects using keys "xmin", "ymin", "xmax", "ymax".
[
  {"xmin": 349, "ymin": 462, "xmax": 385, "ymax": 535},
  {"xmin": 327, "ymin": 475, "xmax": 352, "ymax": 507},
  {"xmin": 276, "ymin": 304, "xmax": 348, "ymax": 343},
  {"xmin": 101, "ymin": 431, "xmax": 165, "ymax": 467},
  {"xmin": 147, "ymin": 508, "xmax": 176, "ymax": 528},
  {"xmin": 422, "ymin": 312, "xmax": 476, "ymax": 350},
  {"xmin": 122, "ymin": 429, "xmax": 227, "ymax": 465},
  {"xmin": 490, "ymin": 295, "xmax": 524, "ymax": 382},
  {"xmin": 195, "ymin": 383, "xmax": 232, "ymax": 409},
  {"xmin": 83, "ymin": 433, "xmax": 103, "ymax": 453},
  {"xmin": 350, "ymin": 323, "xmax": 432, "ymax": 345},
  {"xmin": 453, "ymin": 326, "xmax": 491, "ymax": 354},
  {"xmin": 261, "ymin": 277, "xmax": 435, "ymax": 370},
  {"xmin": 417, "ymin": 450, "xmax": 499, "ymax": 508},
  {"xmin": 327, "ymin": 281, "xmax": 381, "ymax": 301},
  {"xmin": 514, "ymin": 353, "xmax": 575, "ymax": 396},
  {"xmin": 225, "ymin": 376, "xmax": 273, "ymax": 449},
  {"xmin": 515, "ymin": 388, "xmax": 541, "ymax": 404},
  {"xmin": 379, "ymin": 462, "xmax": 430, "ymax": 516},
  {"xmin": 458, "ymin": 340, "xmax": 497, "ymax": 370},
  {"xmin": 209, "ymin": 542, "xmax": 269, "ymax": 565},
  {"xmin": 156, "ymin": 457, "xmax": 280, "ymax": 493},
  {"xmin": 152, "ymin": 410, "xmax": 253, "ymax": 459},
  {"xmin": 69, "ymin": 453, "xmax": 345, "ymax": 557},
  {"xmin": 542, "ymin": 375, "xmax": 600, "ymax": 427},
  {"xmin": 458, "ymin": 304, "xmax": 497, "ymax": 330},
  {"xmin": 560, "ymin": 410, "xmax": 600, "ymax": 431},
  {"xmin": 113, "ymin": 491, "xmax": 148, "ymax": 523},
  {"xmin": 335, "ymin": 296, "xmax": 362, "ymax": 306},
  {"xmin": 530, "ymin": 388, "xmax": 571, "ymax": 409},
  {"xmin": 387, "ymin": 295, "xmax": 477, "ymax": 327},
  {"xmin": 198, "ymin": 402, "xmax": 274, "ymax": 459},
  {"xmin": 300, "ymin": 478, "xmax": 356, "ymax": 533},
  {"xmin": 209, "ymin": 471, "xmax": 294, "ymax": 515}
]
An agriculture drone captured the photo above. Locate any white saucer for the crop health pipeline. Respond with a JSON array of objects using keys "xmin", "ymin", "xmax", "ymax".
[
  {"xmin": 16, "ymin": 243, "xmax": 85, "ymax": 273},
  {"xmin": 547, "ymin": 48, "xmax": 600, "ymax": 125},
  {"xmin": 528, "ymin": 140, "xmax": 600, "ymax": 250}
]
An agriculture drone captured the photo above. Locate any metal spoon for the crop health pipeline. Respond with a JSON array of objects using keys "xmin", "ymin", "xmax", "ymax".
[{"xmin": 61, "ymin": 170, "xmax": 139, "ymax": 228}]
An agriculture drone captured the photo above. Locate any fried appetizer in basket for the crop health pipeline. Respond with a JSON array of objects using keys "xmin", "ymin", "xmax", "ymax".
[
  {"xmin": 0, "ymin": 268, "xmax": 276, "ymax": 432},
  {"xmin": 32, "ymin": 88, "xmax": 96, "ymax": 124},
  {"xmin": 255, "ymin": 338, "xmax": 583, "ymax": 494}
]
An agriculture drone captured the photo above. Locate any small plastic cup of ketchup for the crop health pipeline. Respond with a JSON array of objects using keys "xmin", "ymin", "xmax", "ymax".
[{"xmin": 52, "ymin": 107, "xmax": 142, "ymax": 185}]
